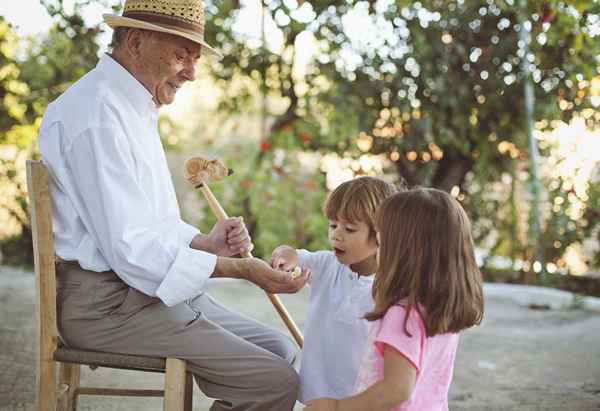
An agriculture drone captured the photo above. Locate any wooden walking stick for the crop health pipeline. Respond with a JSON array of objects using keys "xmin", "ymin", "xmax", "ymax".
[{"xmin": 184, "ymin": 156, "xmax": 304, "ymax": 348}]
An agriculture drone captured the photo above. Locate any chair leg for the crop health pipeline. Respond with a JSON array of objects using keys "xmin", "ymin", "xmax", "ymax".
[
  {"xmin": 164, "ymin": 358, "xmax": 187, "ymax": 411},
  {"xmin": 36, "ymin": 356, "xmax": 57, "ymax": 411},
  {"xmin": 57, "ymin": 363, "xmax": 81, "ymax": 411},
  {"xmin": 184, "ymin": 371, "xmax": 193, "ymax": 411}
]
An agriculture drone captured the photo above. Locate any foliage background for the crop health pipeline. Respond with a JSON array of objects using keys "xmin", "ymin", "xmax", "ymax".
[{"xmin": 1, "ymin": 0, "xmax": 599, "ymax": 284}]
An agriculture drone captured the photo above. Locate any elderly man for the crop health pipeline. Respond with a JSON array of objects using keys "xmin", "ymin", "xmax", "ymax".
[{"xmin": 38, "ymin": 0, "xmax": 309, "ymax": 409}]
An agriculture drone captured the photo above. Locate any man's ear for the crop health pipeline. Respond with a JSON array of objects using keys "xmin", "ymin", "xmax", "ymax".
[{"xmin": 124, "ymin": 29, "xmax": 146, "ymax": 59}]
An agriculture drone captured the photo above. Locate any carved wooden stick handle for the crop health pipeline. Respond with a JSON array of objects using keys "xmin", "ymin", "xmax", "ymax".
[{"xmin": 198, "ymin": 182, "xmax": 304, "ymax": 348}]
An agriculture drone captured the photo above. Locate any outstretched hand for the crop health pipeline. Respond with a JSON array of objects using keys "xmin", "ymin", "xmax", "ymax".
[{"xmin": 246, "ymin": 257, "xmax": 311, "ymax": 294}]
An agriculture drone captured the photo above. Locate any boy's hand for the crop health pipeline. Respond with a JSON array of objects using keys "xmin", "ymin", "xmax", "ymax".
[
  {"xmin": 304, "ymin": 398, "xmax": 339, "ymax": 411},
  {"xmin": 270, "ymin": 245, "xmax": 299, "ymax": 271}
]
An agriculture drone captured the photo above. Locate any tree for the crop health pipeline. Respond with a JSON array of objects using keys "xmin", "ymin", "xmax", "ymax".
[
  {"xmin": 0, "ymin": 17, "xmax": 37, "ymax": 265},
  {"xmin": 2, "ymin": 0, "xmax": 598, "ymax": 271},
  {"xmin": 0, "ymin": 1, "xmax": 118, "ymax": 265},
  {"xmin": 202, "ymin": 0, "xmax": 600, "ymax": 270}
]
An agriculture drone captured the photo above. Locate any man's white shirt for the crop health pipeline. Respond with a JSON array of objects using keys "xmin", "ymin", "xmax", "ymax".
[
  {"xmin": 297, "ymin": 249, "xmax": 374, "ymax": 403},
  {"xmin": 39, "ymin": 53, "xmax": 216, "ymax": 307}
]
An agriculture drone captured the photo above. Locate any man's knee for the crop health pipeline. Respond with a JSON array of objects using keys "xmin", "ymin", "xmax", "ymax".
[
  {"xmin": 275, "ymin": 336, "xmax": 298, "ymax": 365},
  {"xmin": 266, "ymin": 357, "xmax": 299, "ymax": 400}
]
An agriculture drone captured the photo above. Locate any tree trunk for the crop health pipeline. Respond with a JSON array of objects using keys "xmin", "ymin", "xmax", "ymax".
[{"xmin": 431, "ymin": 155, "xmax": 474, "ymax": 193}]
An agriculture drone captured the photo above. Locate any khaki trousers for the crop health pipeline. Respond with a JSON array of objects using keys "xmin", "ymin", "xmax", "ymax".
[{"xmin": 55, "ymin": 261, "xmax": 299, "ymax": 411}]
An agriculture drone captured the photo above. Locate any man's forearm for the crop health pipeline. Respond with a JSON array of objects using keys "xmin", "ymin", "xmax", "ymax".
[{"xmin": 212, "ymin": 256, "xmax": 249, "ymax": 280}]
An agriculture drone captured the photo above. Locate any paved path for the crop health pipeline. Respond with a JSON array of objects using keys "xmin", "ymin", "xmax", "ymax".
[{"xmin": 1, "ymin": 266, "xmax": 599, "ymax": 410}]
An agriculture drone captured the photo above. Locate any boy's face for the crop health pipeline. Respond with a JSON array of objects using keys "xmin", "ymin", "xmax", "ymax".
[{"xmin": 328, "ymin": 217, "xmax": 378, "ymax": 271}]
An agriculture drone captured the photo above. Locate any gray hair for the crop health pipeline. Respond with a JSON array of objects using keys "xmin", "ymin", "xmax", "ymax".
[
  {"xmin": 109, "ymin": 26, "xmax": 131, "ymax": 51},
  {"xmin": 109, "ymin": 27, "xmax": 161, "ymax": 51}
]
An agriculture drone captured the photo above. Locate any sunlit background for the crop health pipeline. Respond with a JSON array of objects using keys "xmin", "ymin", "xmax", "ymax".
[{"xmin": 0, "ymin": 0, "xmax": 599, "ymax": 282}]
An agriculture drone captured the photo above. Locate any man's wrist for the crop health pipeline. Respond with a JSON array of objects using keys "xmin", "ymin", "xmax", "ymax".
[{"xmin": 190, "ymin": 233, "xmax": 215, "ymax": 254}]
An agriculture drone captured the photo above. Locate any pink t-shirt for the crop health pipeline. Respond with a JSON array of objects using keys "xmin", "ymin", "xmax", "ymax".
[{"xmin": 354, "ymin": 305, "xmax": 459, "ymax": 411}]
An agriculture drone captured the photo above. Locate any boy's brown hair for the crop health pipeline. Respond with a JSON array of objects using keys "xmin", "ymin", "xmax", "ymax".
[
  {"xmin": 324, "ymin": 176, "xmax": 399, "ymax": 238},
  {"xmin": 365, "ymin": 188, "xmax": 484, "ymax": 337}
]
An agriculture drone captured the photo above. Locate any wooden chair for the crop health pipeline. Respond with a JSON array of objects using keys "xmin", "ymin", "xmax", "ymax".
[{"xmin": 27, "ymin": 160, "xmax": 193, "ymax": 411}]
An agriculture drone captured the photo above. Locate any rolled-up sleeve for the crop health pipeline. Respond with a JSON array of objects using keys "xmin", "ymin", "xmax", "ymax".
[{"xmin": 64, "ymin": 123, "xmax": 215, "ymax": 306}]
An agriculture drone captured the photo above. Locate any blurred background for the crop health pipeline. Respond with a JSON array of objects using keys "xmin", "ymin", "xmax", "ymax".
[{"xmin": 0, "ymin": 0, "xmax": 599, "ymax": 294}]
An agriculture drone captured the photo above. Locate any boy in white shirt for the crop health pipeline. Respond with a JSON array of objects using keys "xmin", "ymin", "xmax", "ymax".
[{"xmin": 271, "ymin": 176, "xmax": 399, "ymax": 404}]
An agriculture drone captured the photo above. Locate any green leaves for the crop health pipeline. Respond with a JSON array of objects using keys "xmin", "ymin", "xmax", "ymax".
[
  {"xmin": 201, "ymin": 0, "xmax": 600, "ymax": 272},
  {"xmin": 1, "ymin": 0, "xmax": 598, "ymax": 274},
  {"xmin": 191, "ymin": 142, "xmax": 329, "ymax": 259},
  {"xmin": 0, "ymin": 3, "xmax": 110, "ymax": 264}
]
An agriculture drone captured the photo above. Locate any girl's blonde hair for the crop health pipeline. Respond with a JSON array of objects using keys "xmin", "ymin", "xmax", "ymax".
[
  {"xmin": 365, "ymin": 188, "xmax": 484, "ymax": 337},
  {"xmin": 324, "ymin": 176, "xmax": 399, "ymax": 238}
]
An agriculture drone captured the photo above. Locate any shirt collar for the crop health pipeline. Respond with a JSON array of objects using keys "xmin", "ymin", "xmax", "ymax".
[
  {"xmin": 97, "ymin": 53, "xmax": 158, "ymax": 119},
  {"xmin": 347, "ymin": 269, "xmax": 375, "ymax": 284}
]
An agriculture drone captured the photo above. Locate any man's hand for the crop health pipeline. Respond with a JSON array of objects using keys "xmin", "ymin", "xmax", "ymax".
[
  {"xmin": 192, "ymin": 217, "xmax": 253, "ymax": 257},
  {"xmin": 304, "ymin": 398, "xmax": 339, "ymax": 411},
  {"xmin": 246, "ymin": 257, "xmax": 310, "ymax": 294},
  {"xmin": 270, "ymin": 245, "xmax": 299, "ymax": 271}
]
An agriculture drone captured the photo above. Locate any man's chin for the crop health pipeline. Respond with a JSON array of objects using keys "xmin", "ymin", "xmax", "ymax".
[{"xmin": 156, "ymin": 92, "xmax": 176, "ymax": 106}]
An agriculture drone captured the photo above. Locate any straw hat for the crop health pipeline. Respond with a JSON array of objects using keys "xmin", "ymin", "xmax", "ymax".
[{"xmin": 103, "ymin": 0, "xmax": 222, "ymax": 58}]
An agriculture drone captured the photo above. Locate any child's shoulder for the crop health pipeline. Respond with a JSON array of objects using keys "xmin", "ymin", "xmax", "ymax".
[
  {"xmin": 297, "ymin": 249, "xmax": 349, "ymax": 283},
  {"xmin": 297, "ymin": 249, "xmax": 337, "ymax": 266},
  {"xmin": 383, "ymin": 303, "xmax": 426, "ymax": 329},
  {"xmin": 300, "ymin": 249, "xmax": 335, "ymax": 258},
  {"xmin": 383, "ymin": 303, "xmax": 409, "ymax": 319}
]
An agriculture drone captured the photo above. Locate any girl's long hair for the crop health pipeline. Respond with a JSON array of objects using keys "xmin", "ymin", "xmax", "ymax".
[{"xmin": 365, "ymin": 188, "xmax": 484, "ymax": 337}]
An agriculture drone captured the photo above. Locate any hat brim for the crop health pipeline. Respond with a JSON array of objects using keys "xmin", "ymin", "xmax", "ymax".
[{"xmin": 103, "ymin": 14, "xmax": 222, "ymax": 59}]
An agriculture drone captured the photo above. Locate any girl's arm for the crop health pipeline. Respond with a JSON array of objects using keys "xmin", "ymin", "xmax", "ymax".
[{"xmin": 305, "ymin": 345, "xmax": 417, "ymax": 411}]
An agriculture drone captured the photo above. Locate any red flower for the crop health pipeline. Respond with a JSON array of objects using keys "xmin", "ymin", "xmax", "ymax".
[
  {"xmin": 303, "ymin": 180, "xmax": 317, "ymax": 190},
  {"xmin": 260, "ymin": 140, "xmax": 271, "ymax": 152},
  {"xmin": 541, "ymin": 2, "xmax": 555, "ymax": 24},
  {"xmin": 298, "ymin": 131, "xmax": 311, "ymax": 142}
]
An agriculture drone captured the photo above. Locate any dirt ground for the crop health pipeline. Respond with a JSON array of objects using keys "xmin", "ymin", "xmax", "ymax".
[{"xmin": 1, "ymin": 265, "xmax": 599, "ymax": 411}]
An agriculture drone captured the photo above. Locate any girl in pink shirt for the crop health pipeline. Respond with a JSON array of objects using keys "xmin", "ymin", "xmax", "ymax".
[{"xmin": 305, "ymin": 188, "xmax": 484, "ymax": 411}]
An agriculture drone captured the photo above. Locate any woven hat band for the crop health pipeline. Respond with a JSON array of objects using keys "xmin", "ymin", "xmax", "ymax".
[{"xmin": 123, "ymin": 11, "xmax": 204, "ymax": 36}]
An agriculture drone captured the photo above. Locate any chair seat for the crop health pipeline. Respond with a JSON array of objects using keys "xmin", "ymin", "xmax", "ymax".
[{"xmin": 54, "ymin": 345, "xmax": 167, "ymax": 373}]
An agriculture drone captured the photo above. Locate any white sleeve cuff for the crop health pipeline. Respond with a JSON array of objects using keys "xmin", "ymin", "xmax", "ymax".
[
  {"xmin": 177, "ymin": 221, "xmax": 200, "ymax": 248},
  {"xmin": 155, "ymin": 247, "xmax": 217, "ymax": 306}
]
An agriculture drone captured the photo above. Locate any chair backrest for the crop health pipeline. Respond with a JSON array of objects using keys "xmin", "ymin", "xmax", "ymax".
[{"xmin": 26, "ymin": 159, "xmax": 59, "ymax": 405}]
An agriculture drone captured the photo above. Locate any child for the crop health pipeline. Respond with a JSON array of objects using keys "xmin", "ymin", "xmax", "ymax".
[
  {"xmin": 271, "ymin": 176, "xmax": 399, "ymax": 404},
  {"xmin": 305, "ymin": 188, "xmax": 484, "ymax": 411}
]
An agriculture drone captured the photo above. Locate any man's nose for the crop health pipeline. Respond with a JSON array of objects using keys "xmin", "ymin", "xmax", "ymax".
[{"xmin": 181, "ymin": 59, "xmax": 197, "ymax": 81}]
